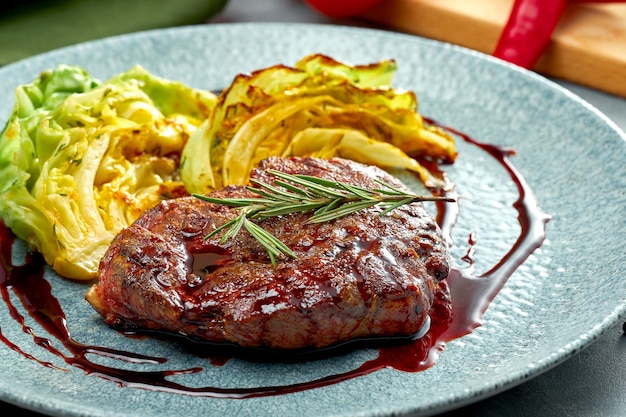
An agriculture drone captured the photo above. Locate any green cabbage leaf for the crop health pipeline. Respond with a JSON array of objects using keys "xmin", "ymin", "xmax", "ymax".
[
  {"xmin": 0, "ymin": 65, "xmax": 216, "ymax": 280},
  {"xmin": 180, "ymin": 54, "xmax": 457, "ymax": 194}
]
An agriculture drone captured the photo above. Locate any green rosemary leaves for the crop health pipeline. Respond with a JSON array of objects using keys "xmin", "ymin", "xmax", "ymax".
[{"xmin": 193, "ymin": 170, "xmax": 453, "ymax": 263}]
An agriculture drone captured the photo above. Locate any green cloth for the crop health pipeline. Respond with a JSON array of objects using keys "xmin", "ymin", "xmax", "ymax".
[{"xmin": 0, "ymin": 0, "xmax": 228, "ymax": 65}]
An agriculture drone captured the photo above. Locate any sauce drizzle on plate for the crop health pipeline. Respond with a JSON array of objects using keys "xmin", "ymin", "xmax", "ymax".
[{"xmin": 0, "ymin": 120, "xmax": 550, "ymax": 398}]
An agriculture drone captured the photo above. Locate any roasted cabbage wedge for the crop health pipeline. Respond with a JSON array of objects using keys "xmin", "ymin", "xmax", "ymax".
[
  {"xmin": 181, "ymin": 53, "xmax": 457, "ymax": 194},
  {"xmin": 0, "ymin": 65, "xmax": 216, "ymax": 280}
]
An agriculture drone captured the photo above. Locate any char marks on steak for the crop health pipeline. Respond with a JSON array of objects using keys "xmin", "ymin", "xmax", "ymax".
[{"xmin": 85, "ymin": 157, "xmax": 450, "ymax": 350}]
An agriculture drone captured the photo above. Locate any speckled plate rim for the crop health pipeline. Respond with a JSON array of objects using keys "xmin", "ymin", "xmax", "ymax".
[{"xmin": 0, "ymin": 22, "xmax": 624, "ymax": 417}]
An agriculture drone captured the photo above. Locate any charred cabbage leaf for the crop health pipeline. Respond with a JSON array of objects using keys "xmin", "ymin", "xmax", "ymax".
[
  {"xmin": 180, "ymin": 54, "xmax": 457, "ymax": 195},
  {"xmin": 0, "ymin": 65, "xmax": 216, "ymax": 280}
]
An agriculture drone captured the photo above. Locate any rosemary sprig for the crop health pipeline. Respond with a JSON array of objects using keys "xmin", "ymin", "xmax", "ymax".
[{"xmin": 193, "ymin": 170, "xmax": 455, "ymax": 263}]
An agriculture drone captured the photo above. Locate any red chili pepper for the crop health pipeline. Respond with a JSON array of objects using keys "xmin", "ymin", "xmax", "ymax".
[
  {"xmin": 492, "ymin": 0, "xmax": 568, "ymax": 69},
  {"xmin": 493, "ymin": 0, "xmax": 625, "ymax": 69}
]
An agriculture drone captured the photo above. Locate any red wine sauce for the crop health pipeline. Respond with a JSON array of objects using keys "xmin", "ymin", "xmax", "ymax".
[{"xmin": 0, "ymin": 121, "xmax": 550, "ymax": 398}]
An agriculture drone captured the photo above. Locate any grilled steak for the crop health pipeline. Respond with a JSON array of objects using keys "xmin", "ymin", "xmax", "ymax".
[{"xmin": 85, "ymin": 156, "xmax": 450, "ymax": 350}]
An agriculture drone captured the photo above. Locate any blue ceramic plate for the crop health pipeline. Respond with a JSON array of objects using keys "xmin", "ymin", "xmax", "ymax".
[{"xmin": 0, "ymin": 23, "xmax": 624, "ymax": 417}]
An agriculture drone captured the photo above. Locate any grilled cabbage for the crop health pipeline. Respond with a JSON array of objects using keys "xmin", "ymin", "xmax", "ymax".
[
  {"xmin": 0, "ymin": 65, "xmax": 216, "ymax": 280},
  {"xmin": 180, "ymin": 54, "xmax": 457, "ymax": 194},
  {"xmin": 0, "ymin": 54, "xmax": 456, "ymax": 282}
]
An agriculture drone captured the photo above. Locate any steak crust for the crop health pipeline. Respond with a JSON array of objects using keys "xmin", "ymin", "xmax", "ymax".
[{"xmin": 85, "ymin": 157, "xmax": 450, "ymax": 350}]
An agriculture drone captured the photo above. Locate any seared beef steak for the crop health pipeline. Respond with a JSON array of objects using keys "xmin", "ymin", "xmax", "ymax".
[{"xmin": 85, "ymin": 157, "xmax": 450, "ymax": 350}]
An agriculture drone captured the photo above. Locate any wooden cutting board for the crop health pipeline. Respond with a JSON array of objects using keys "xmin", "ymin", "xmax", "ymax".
[{"xmin": 360, "ymin": 0, "xmax": 626, "ymax": 98}]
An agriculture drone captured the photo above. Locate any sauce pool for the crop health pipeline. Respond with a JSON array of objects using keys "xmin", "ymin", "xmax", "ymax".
[{"xmin": 0, "ymin": 120, "xmax": 550, "ymax": 398}]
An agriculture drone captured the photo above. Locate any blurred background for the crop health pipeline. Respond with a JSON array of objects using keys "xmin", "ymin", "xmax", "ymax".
[{"xmin": 2, "ymin": 0, "xmax": 624, "ymax": 98}]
